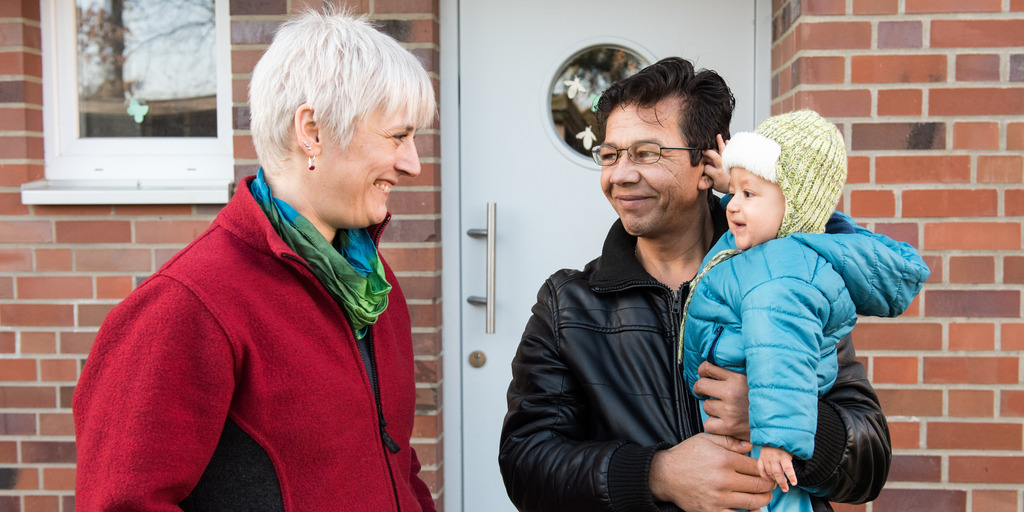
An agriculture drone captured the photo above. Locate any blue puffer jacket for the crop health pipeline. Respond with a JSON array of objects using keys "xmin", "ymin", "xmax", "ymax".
[{"xmin": 681, "ymin": 211, "xmax": 929, "ymax": 460}]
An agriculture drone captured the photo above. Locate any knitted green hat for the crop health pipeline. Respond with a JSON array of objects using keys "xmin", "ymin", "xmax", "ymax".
[{"xmin": 720, "ymin": 109, "xmax": 847, "ymax": 238}]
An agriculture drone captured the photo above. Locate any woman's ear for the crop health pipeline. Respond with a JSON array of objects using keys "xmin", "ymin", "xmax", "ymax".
[{"xmin": 293, "ymin": 103, "xmax": 321, "ymax": 155}]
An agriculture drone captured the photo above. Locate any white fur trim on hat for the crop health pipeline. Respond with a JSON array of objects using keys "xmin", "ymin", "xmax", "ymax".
[{"xmin": 720, "ymin": 132, "xmax": 781, "ymax": 184}]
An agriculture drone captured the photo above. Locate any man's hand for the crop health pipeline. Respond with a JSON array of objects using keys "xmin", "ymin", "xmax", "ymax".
[
  {"xmin": 649, "ymin": 433, "xmax": 775, "ymax": 512},
  {"xmin": 701, "ymin": 134, "xmax": 730, "ymax": 194},
  {"xmin": 757, "ymin": 446, "xmax": 797, "ymax": 493},
  {"xmin": 694, "ymin": 361, "xmax": 751, "ymax": 440}
]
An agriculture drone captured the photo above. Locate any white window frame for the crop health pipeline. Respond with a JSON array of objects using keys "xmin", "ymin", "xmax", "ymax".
[{"xmin": 22, "ymin": 0, "xmax": 234, "ymax": 205}]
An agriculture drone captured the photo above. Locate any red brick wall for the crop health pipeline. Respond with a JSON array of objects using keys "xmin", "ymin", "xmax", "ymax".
[
  {"xmin": 0, "ymin": 0, "xmax": 442, "ymax": 510},
  {"xmin": 773, "ymin": 1, "xmax": 1024, "ymax": 511}
]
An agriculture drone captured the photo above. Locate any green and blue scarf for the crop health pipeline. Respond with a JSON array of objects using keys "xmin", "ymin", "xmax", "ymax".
[{"xmin": 250, "ymin": 169, "xmax": 391, "ymax": 339}]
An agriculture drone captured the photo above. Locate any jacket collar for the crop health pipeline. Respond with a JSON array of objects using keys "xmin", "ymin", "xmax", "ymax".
[{"xmin": 590, "ymin": 193, "xmax": 729, "ymax": 293}]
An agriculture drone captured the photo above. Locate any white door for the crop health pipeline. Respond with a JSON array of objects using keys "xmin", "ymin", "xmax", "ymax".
[{"xmin": 448, "ymin": 1, "xmax": 769, "ymax": 509}]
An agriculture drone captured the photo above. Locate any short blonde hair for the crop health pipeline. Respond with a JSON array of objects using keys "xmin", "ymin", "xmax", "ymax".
[{"xmin": 249, "ymin": 7, "xmax": 436, "ymax": 168}]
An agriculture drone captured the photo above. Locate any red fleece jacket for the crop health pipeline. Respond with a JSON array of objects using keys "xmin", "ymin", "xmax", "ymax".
[{"xmin": 73, "ymin": 176, "xmax": 435, "ymax": 511}]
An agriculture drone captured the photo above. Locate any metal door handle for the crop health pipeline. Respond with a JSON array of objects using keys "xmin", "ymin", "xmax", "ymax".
[{"xmin": 467, "ymin": 202, "xmax": 496, "ymax": 333}]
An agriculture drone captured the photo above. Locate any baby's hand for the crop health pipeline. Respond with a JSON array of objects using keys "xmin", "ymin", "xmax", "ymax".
[
  {"xmin": 757, "ymin": 446, "xmax": 797, "ymax": 492},
  {"xmin": 701, "ymin": 134, "xmax": 730, "ymax": 194}
]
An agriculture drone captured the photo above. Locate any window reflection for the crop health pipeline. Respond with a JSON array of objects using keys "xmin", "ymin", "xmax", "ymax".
[
  {"xmin": 76, "ymin": 0, "xmax": 217, "ymax": 138},
  {"xmin": 550, "ymin": 47, "xmax": 647, "ymax": 159}
]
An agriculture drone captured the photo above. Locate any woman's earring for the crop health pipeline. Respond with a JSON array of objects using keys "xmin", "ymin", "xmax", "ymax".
[{"xmin": 302, "ymin": 141, "xmax": 315, "ymax": 171}]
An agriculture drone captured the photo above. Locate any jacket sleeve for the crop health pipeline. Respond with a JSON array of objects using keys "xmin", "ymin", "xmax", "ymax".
[
  {"xmin": 795, "ymin": 333, "xmax": 891, "ymax": 503},
  {"xmin": 741, "ymin": 277, "xmax": 830, "ymax": 460},
  {"xmin": 499, "ymin": 278, "xmax": 654, "ymax": 512},
  {"xmin": 73, "ymin": 276, "xmax": 237, "ymax": 511}
]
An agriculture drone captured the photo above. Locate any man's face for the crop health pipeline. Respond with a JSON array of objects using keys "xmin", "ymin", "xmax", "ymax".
[{"xmin": 600, "ymin": 99, "xmax": 712, "ymax": 241}]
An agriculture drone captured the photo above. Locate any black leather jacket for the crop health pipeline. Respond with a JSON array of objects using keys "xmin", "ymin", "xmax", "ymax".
[{"xmin": 499, "ymin": 199, "xmax": 891, "ymax": 512}]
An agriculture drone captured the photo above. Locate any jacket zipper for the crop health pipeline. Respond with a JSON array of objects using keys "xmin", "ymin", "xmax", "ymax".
[
  {"xmin": 669, "ymin": 286, "xmax": 702, "ymax": 438},
  {"xmin": 282, "ymin": 251, "xmax": 403, "ymax": 510}
]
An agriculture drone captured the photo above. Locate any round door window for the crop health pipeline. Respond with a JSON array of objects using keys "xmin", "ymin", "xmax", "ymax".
[{"xmin": 550, "ymin": 46, "xmax": 648, "ymax": 161}]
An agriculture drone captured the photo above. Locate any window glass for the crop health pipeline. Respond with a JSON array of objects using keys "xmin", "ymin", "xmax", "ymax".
[
  {"xmin": 550, "ymin": 46, "xmax": 647, "ymax": 159},
  {"xmin": 76, "ymin": 0, "xmax": 217, "ymax": 138}
]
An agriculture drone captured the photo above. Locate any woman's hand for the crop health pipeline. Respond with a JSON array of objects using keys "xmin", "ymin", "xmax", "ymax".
[
  {"xmin": 702, "ymin": 134, "xmax": 730, "ymax": 194},
  {"xmin": 693, "ymin": 360, "xmax": 751, "ymax": 440}
]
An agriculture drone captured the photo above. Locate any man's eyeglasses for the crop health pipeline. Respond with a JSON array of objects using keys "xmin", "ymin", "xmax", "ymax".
[{"xmin": 591, "ymin": 142, "xmax": 698, "ymax": 166}]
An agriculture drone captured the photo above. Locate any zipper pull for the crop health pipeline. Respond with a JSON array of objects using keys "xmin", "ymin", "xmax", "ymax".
[{"xmin": 378, "ymin": 415, "xmax": 401, "ymax": 454}]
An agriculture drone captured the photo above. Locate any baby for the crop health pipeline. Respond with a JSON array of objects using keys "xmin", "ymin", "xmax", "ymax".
[{"xmin": 680, "ymin": 110, "xmax": 930, "ymax": 511}]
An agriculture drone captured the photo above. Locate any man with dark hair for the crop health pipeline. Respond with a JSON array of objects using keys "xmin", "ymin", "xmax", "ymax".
[{"xmin": 499, "ymin": 57, "xmax": 890, "ymax": 511}]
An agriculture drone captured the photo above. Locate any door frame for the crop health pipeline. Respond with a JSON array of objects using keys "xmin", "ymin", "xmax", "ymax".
[{"xmin": 438, "ymin": 1, "xmax": 773, "ymax": 509}]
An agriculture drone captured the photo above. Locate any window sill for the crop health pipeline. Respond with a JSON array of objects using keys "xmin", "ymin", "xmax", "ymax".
[{"xmin": 20, "ymin": 179, "xmax": 233, "ymax": 205}]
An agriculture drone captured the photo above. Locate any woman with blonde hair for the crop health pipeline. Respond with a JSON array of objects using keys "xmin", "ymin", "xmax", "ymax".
[{"xmin": 74, "ymin": 8, "xmax": 436, "ymax": 511}]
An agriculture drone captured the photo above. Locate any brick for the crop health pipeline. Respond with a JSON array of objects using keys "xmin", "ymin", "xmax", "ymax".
[
  {"xmin": 17, "ymin": 276, "xmax": 93, "ymax": 299},
  {"xmin": 949, "ymin": 389, "xmax": 995, "ymax": 417},
  {"xmin": 135, "ymin": 220, "xmax": 213, "ymax": 244},
  {"xmin": 0, "ymin": 413, "xmax": 35, "ymax": 435},
  {"xmin": 927, "ymin": 289, "xmax": 1020, "ymax": 317},
  {"xmin": 24, "ymin": 495, "xmax": 61, "ymax": 511},
  {"xmin": 950, "ymin": 323, "xmax": 995, "ymax": 352},
  {"xmin": 380, "ymin": 218, "xmax": 439, "ymax": 244},
  {"xmin": 852, "ymin": 123, "xmax": 945, "ymax": 151},
  {"xmin": 931, "ymin": 87, "xmax": 1024, "ymax": 116},
  {"xmin": 374, "ymin": 0, "xmax": 433, "ymax": 14},
  {"xmin": 229, "ymin": 0, "xmax": 286, "ymax": 15},
  {"xmin": 872, "ymin": 356, "xmax": 917, "ymax": 383},
  {"xmin": 877, "ymin": 89, "xmax": 921, "ymax": 117},
  {"xmin": 21, "ymin": 332, "xmax": 55, "ymax": 354},
  {"xmin": 78, "ymin": 303, "xmax": 116, "ymax": 327},
  {"xmin": 924, "ymin": 356, "xmax": 1019, "ymax": 384},
  {"xmin": 0, "ymin": 276, "xmax": 10, "ymax": 299},
  {"xmin": 0, "ymin": 304, "xmax": 74, "ymax": 326},
  {"xmin": 0, "ymin": 331, "xmax": 12, "ymax": 353},
  {"xmin": 412, "ymin": 331, "xmax": 441, "ymax": 356},
  {"xmin": 950, "ymin": 456, "xmax": 1024, "ymax": 483},
  {"xmin": 96, "ymin": 276, "xmax": 134, "ymax": 299},
  {"xmin": 230, "ymin": 20, "xmax": 281, "ymax": 45},
  {"xmin": 979, "ymin": 156, "xmax": 1022, "ymax": 183},
  {"xmin": 793, "ymin": 90, "xmax": 871, "ymax": 117},
  {"xmin": 0, "ymin": 191, "xmax": 30, "ymax": 215},
  {"xmin": 864, "ymin": 221, "xmax": 918, "ymax": 247},
  {"xmin": 35, "ymin": 248, "xmax": 72, "ymax": 271},
  {"xmin": 409, "ymin": 303, "xmax": 440, "ymax": 328},
  {"xmin": 1007, "ymin": 256, "xmax": 1024, "ymax": 284},
  {"xmin": 852, "ymin": 322, "xmax": 941, "ymax": 350},
  {"xmin": 34, "ymin": 204, "xmax": 111, "ymax": 216},
  {"xmin": 877, "ymin": 21, "xmax": 922, "ymax": 49},
  {"xmin": 0, "ymin": 249, "xmax": 32, "ymax": 272},
  {"xmin": 924, "ymin": 222, "xmax": 1020, "ymax": 250},
  {"xmin": 60, "ymin": 332, "xmax": 96, "ymax": 355},
  {"xmin": 952, "ymin": 121, "xmax": 999, "ymax": 149},
  {"xmin": 877, "ymin": 388, "xmax": 942, "ymax": 416},
  {"xmin": 792, "ymin": 56, "xmax": 845, "ymax": 85},
  {"xmin": 114, "ymin": 204, "xmax": 195, "ymax": 216},
  {"xmin": 1003, "ymin": 389, "xmax": 1024, "ymax": 416},
  {"xmin": 853, "ymin": 0, "xmax": 897, "ymax": 14},
  {"xmin": 42, "ymin": 467, "xmax": 75, "ymax": 490},
  {"xmin": 0, "ymin": 359, "xmax": 37, "ymax": 380},
  {"xmin": 75, "ymin": 249, "xmax": 152, "ymax": 272},
  {"xmin": 0, "ymin": 133, "xmax": 43, "ymax": 159},
  {"xmin": 231, "ymin": 49, "xmax": 266, "ymax": 75},
  {"xmin": 233, "ymin": 135, "xmax": 258, "ymax": 159},
  {"xmin": 929, "ymin": 422, "xmax": 1021, "ymax": 450},
  {"xmin": 972, "ymin": 490, "xmax": 1020, "ymax": 512},
  {"xmin": 932, "ymin": 19, "xmax": 1024, "ymax": 47},
  {"xmin": 849, "ymin": 190, "xmax": 894, "ymax": 217},
  {"xmin": 394, "ymin": 275, "xmax": 441, "ymax": 300},
  {"xmin": 903, "ymin": 189, "xmax": 997, "ymax": 217},
  {"xmin": 948, "ymin": 256, "xmax": 995, "ymax": 284},
  {"xmin": 795, "ymin": 22, "xmax": 872, "ymax": 50},
  {"xmin": 55, "ymin": 220, "xmax": 132, "ymax": 243},
  {"xmin": 876, "ymin": 158, "xmax": 968, "ymax": 187},
  {"xmin": 0, "ymin": 441, "xmax": 14, "ymax": 462},
  {"xmin": 1016, "ymin": 0, "xmax": 1024, "ymax": 10},
  {"xmin": 1010, "ymin": 122, "xmax": 1024, "ymax": 150},
  {"xmin": 378, "ymin": 247, "xmax": 439, "ymax": 272},
  {"xmin": 0, "ymin": 386, "xmax": 56, "ymax": 408},
  {"xmin": 889, "ymin": 454, "xmax": 941, "ymax": 482},
  {"xmin": 1014, "ymin": 54, "xmax": 1024, "ymax": 82},
  {"xmin": 873, "ymin": 489, "xmax": 966, "ymax": 512},
  {"xmin": 412, "ymin": 413, "xmax": 441, "ymax": 439},
  {"xmin": 0, "ymin": 220, "xmax": 52, "ymax": 243},
  {"xmin": 846, "ymin": 156, "xmax": 870, "ymax": 183},
  {"xmin": 852, "ymin": 54, "xmax": 945, "ymax": 83},
  {"xmin": 955, "ymin": 54, "xmax": 1000, "ymax": 82},
  {"xmin": 40, "ymin": 359, "xmax": 78, "ymax": 381},
  {"xmin": 22, "ymin": 441, "xmax": 76, "ymax": 463},
  {"xmin": 908, "ymin": 0, "xmax": 1001, "ymax": 12},
  {"xmin": 39, "ymin": 412, "xmax": 75, "ymax": 436},
  {"xmin": 888, "ymin": 421, "xmax": 921, "ymax": 449}
]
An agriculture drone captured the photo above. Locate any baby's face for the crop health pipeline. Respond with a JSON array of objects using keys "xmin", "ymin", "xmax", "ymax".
[{"xmin": 726, "ymin": 167, "xmax": 785, "ymax": 250}]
